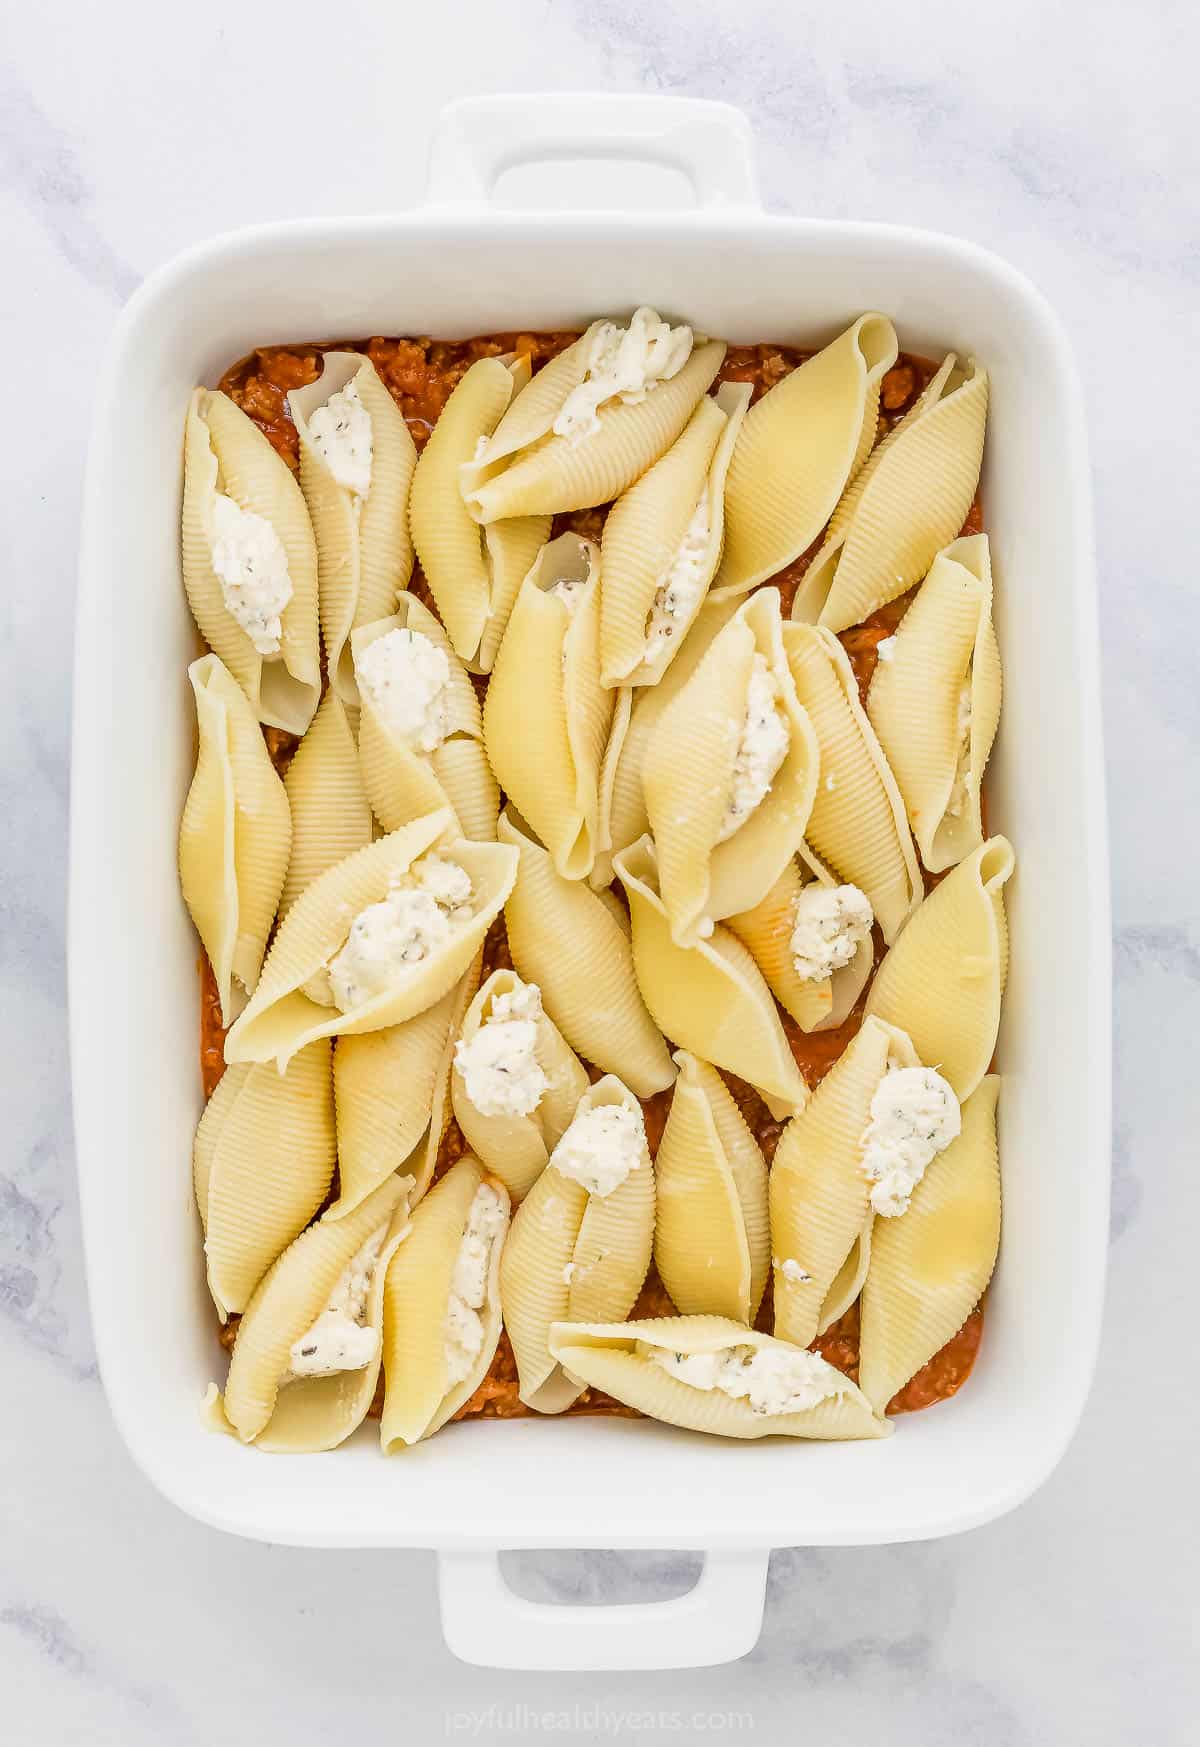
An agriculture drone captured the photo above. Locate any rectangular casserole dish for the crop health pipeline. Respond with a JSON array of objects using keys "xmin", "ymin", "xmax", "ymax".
[{"xmin": 70, "ymin": 94, "xmax": 1110, "ymax": 1671}]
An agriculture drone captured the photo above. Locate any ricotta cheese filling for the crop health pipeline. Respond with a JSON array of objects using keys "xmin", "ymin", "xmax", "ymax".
[
  {"xmin": 355, "ymin": 627, "xmax": 451, "ymax": 752},
  {"xmin": 553, "ymin": 307, "xmax": 694, "ymax": 443},
  {"xmin": 647, "ymin": 1341, "xmax": 845, "ymax": 1416},
  {"xmin": 324, "ymin": 853, "xmax": 474, "ymax": 1012},
  {"xmin": 860, "ymin": 1065, "xmax": 962, "ymax": 1217},
  {"xmin": 789, "ymin": 884, "xmax": 874, "ymax": 982},
  {"xmin": 548, "ymin": 573, "xmax": 588, "ymax": 615},
  {"xmin": 643, "ymin": 493, "xmax": 711, "ymax": 664},
  {"xmin": 209, "ymin": 491, "xmax": 293, "ymax": 655},
  {"xmin": 551, "ymin": 1100, "xmax": 645, "ymax": 1198},
  {"xmin": 443, "ymin": 1183, "xmax": 507, "ymax": 1387},
  {"xmin": 286, "ymin": 1225, "xmax": 388, "ymax": 1380},
  {"xmin": 773, "ymin": 1256, "xmax": 812, "ymax": 1284},
  {"xmin": 454, "ymin": 980, "xmax": 547, "ymax": 1118},
  {"xmin": 308, "ymin": 377, "xmax": 373, "ymax": 500},
  {"xmin": 875, "ymin": 635, "xmax": 897, "ymax": 664},
  {"xmin": 718, "ymin": 654, "xmax": 790, "ymax": 842},
  {"xmin": 945, "ymin": 674, "xmax": 974, "ymax": 819}
]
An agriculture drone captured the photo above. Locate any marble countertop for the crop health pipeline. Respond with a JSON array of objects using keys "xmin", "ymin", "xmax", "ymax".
[{"xmin": 3, "ymin": 0, "xmax": 1195, "ymax": 1740}]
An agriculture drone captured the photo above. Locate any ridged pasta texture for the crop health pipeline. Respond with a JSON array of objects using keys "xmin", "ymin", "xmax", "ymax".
[
  {"xmin": 726, "ymin": 858, "xmax": 875, "ymax": 1034},
  {"xmin": 548, "ymin": 1316, "xmax": 888, "ymax": 1440},
  {"xmin": 280, "ymin": 687, "xmax": 372, "ymax": 916},
  {"xmin": 181, "ymin": 388, "xmax": 320, "ymax": 734},
  {"xmin": 178, "ymin": 654, "xmax": 292, "ymax": 1027},
  {"xmin": 484, "ymin": 535, "xmax": 613, "ymax": 880},
  {"xmin": 653, "ymin": 1052, "xmax": 769, "ymax": 1323},
  {"xmin": 288, "ymin": 353, "xmax": 417, "ymax": 704},
  {"xmin": 715, "ymin": 313, "xmax": 899, "ymax": 597},
  {"xmin": 792, "ymin": 355, "xmax": 989, "ymax": 632},
  {"xmin": 866, "ymin": 533, "xmax": 1002, "ymax": 870},
  {"xmin": 500, "ymin": 1076, "xmax": 655, "ymax": 1412}
]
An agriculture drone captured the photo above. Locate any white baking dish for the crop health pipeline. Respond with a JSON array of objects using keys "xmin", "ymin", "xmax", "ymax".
[{"xmin": 70, "ymin": 95, "xmax": 1110, "ymax": 1671}]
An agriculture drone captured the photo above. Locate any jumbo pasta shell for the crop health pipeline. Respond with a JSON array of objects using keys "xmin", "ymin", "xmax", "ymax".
[{"xmin": 280, "ymin": 687, "xmax": 373, "ymax": 916}]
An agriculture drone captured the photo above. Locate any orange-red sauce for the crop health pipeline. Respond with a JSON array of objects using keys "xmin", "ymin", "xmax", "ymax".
[{"xmin": 205, "ymin": 333, "xmax": 988, "ymax": 1420}]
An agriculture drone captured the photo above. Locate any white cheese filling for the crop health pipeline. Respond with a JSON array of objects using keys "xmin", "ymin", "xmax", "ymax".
[
  {"xmin": 551, "ymin": 1101, "xmax": 644, "ymax": 1198},
  {"xmin": 773, "ymin": 1256, "xmax": 812, "ymax": 1284},
  {"xmin": 443, "ymin": 1183, "xmax": 507, "ymax": 1387},
  {"xmin": 355, "ymin": 627, "xmax": 451, "ymax": 752},
  {"xmin": 549, "ymin": 574, "xmax": 588, "ymax": 616},
  {"xmin": 789, "ymin": 884, "xmax": 874, "ymax": 982},
  {"xmin": 553, "ymin": 307, "xmax": 693, "ymax": 443},
  {"xmin": 454, "ymin": 980, "xmax": 547, "ymax": 1118},
  {"xmin": 945, "ymin": 674, "xmax": 974, "ymax": 819},
  {"xmin": 209, "ymin": 492, "xmax": 293, "ymax": 656},
  {"xmin": 860, "ymin": 1065, "xmax": 961, "ymax": 1217},
  {"xmin": 648, "ymin": 1341, "xmax": 845, "ymax": 1417},
  {"xmin": 643, "ymin": 493, "xmax": 711, "ymax": 664},
  {"xmin": 286, "ymin": 1225, "xmax": 388, "ymax": 1380},
  {"xmin": 308, "ymin": 377, "xmax": 373, "ymax": 500},
  {"xmin": 875, "ymin": 635, "xmax": 897, "ymax": 664},
  {"xmin": 718, "ymin": 654, "xmax": 790, "ymax": 842},
  {"xmin": 325, "ymin": 853, "xmax": 474, "ymax": 1012}
]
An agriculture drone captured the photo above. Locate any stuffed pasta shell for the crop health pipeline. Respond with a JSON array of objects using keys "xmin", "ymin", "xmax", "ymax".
[
  {"xmin": 181, "ymin": 388, "xmax": 320, "ymax": 734},
  {"xmin": 354, "ymin": 593, "xmax": 499, "ymax": 840},
  {"xmin": 727, "ymin": 859, "xmax": 875, "ymax": 1034},
  {"xmin": 462, "ymin": 309, "xmax": 726, "ymax": 520},
  {"xmin": 451, "ymin": 970, "xmax": 589, "ymax": 1203},
  {"xmin": 288, "ymin": 352, "xmax": 418, "ymax": 703},
  {"xmin": 548, "ymin": 1316, "xmax": 887, "ymax": 1441},
  {"xmin": 178, "ymin": 654, "xmax": 292, "ymax": 1026},
  {"xmin": 380, "ymin": 1156, "xmax": 511, "ymax": 1448},
  {"xmin": 484, "ymin": 535, "xmax": 612, "ymax": 880},
  {"xmin": 500, "ymin": 1077, "xmax": 655, "ymax": 1412},
  {"xmin": 280, "ymin": 687, "xmax": 373, "ymax": 916}
]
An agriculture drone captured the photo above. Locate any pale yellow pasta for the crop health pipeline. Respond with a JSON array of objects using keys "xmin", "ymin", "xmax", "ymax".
[
  {"xmin": 288, "ymin": 353, "xmax": 418, "ymax": 703},
  {"xmin": 726, "ymin": 859, "xmax": 874, "ymax": 1033},
  {"xmin": 614, "ymin": 836, "xmax": 808, "ymax": 1117},
  {"xmin": 463, "ymin": 339, "xmax": 727, "ymax": 521},
  {"xmin": 223, "ymin": 814, "xmax": 517, "ymax": 1068},
  {"xmin": 770, "ymin": 1016, "xmax": 918, "ymax": 1348},
  {"xmin": 451, "ymin": 970, "xmax": 589, "ymax": 1202},
  {"xmin": 380, "ymin": 1156, "xmax": 511, "ymax": 1448},
  {"xmin": 178, "ymin": 654, "xmax": 292, "ymax": 1026},
  {"xmin": 181, "ymin": 389, "xmax": 320, "ymax": 734},
  {"xmin": 500, "ymin": 1077, "xmax": 654, "ymax": 1412},
  {"xmin": 208, "ymin": 1174, "xmax": 410, "ymax": 1451},
  {"xmin": 865, "ymin": 838, "xmax": 1013, "ymax": 1100},
  {"xmin": 792, "ymin": 356, "xmax": 989, "ymax": 631},
  {"xmin": 653, "ymin": 1052, "xmax": 769, "ymax": 1323},
  {"xmin": 194, "ymin": 1042, "xmax": 335, "ymax": 1319},
  {"xmin": 782, "ymin": 623, "xmax": 922, "ymax": 944},
  {"xmin": 353, "ymin": 594, "xmax": 499, "ymax": 839},
  {"xmin": 713, "ymin": 313, "xmax": 898, "ymax": 597},
  {"xmin": 331, "ymin": 953, "xmax": 482, "ymax": 1217},
  {"xmin": 280, "ymin": 688, "xmax": 372, "ymax": 916},
  {"xmin": 859, "ymin": 1077, "xmax": 1001, "ymax": 1412},
  {"xmin": 497, "ymin": 811, "xmax": 675, "ymax": 1096},
  {"xmin": 866, "ymin": 533, "xmax": 1002, "ymax": 870},
  {"xmin": 599, "ymin": 384, "xmax": 750, "ymax": 687},
  {"xmin": 483, "ymin": 535, "xmax": 612, "ymax": 880},
  {"xmin": 643, "ymin": 589, "xmax": 819, "ymax": 944},
  {"xmin": 408, "ymin": 351, "xmax": 550, "ymax": 662},
  {"xmin": 548, "ymin": 1317, "xmax": 888, "ymax": 1441}
]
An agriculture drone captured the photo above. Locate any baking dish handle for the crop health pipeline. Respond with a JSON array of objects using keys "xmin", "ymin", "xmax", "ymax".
[
  {"xmin": 425, "ymin": 94, "xmax": 760, "ymax": 212},
  {"xmin": 437, "ymin": 1547, "xmax": 769, "ymax": 1669}
]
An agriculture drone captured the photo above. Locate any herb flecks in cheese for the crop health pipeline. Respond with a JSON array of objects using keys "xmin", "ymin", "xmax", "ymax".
[
  {"xmin": 443, "ymin": 1183, "xmax": 507, "ymax": 1387},
  {"xmin": 454, "ymin": 980, "xmax": 547, "ymax": 1118},
  {"xmin": 789, "ymin": 884, "xmax": 874, "ymax": 982},
  {"xmin": 773, "ymin": 1256, "xmax": 812, "ymax": 1284},
  {"xmin": 648, "ymin": 1341, "xmax": 846, "ymax": 1416},
  {"xmin": 860, "ymin": 1065, "xmax": 961, "ymax": 1217},
  {"xmin": 718, "ymin": 653, "xmax": 789, "ymax": 842},
  {"xmin": 945, "ymin": 675, "xmax": 974, "ymax": 819},
  {"xmin": 356, "ymin": 627, "xmax": 451, "ymax": 751},
  {"xmin": 326, "ymin": 853, "xmax": 474, "ymax": 1012},
  {"xmin": 308, "ymin": 376, "xmax": 373, "ymax": 499},
  {"xmin": 209, "ymin": 492, "xmax": 293, "ymax": 655},
  {"xmin": 286, "ymin": 1225, "xmax": 388, "ymax": 1379},
  {"xmin": 643, "ymin": 494, "xmax": 711, "ymax": 664},
  {"xmin": 554, "ymin": 307, "xmax": 694, "ymax": 443},
  {"xmin": 551, "ymin": 1101, "xmax": 644, "ymax": 1198}
]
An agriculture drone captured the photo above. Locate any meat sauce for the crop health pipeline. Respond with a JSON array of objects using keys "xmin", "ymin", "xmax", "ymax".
[{"xmin": 205, "ymin": 333, "xmax": 987, "ymax": 1420}]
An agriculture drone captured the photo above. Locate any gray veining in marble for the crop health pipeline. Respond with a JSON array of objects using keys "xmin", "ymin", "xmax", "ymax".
[{"xmin": 2, "ymin": 0, "xmax": 1197, "ymax": 1740}]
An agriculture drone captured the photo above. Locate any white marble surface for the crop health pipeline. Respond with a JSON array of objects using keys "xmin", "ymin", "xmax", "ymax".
[{"xmin": 2, "ymin": 0, "xmax": 1196, "ymax": 1739}]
